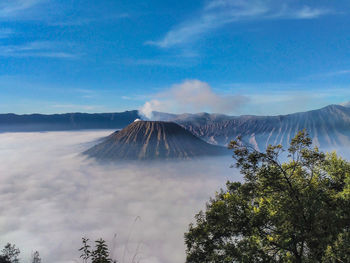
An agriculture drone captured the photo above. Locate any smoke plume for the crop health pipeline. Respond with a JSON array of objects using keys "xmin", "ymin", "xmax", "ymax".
[{"xmin": 139, "ymin": 79, "xmax": 249, "ymax": 119}]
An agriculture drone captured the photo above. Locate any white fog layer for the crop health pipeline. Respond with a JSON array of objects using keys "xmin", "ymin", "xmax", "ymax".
[{"xmin": 0, "ymin": 131, "xmax": 239, "ymax": 263}]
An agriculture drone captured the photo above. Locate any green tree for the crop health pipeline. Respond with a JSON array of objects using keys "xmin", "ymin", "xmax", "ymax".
[
  {"xmin": 323, "ymin": 230, "xmax": 350, "ymax": 262},
  {"xmin": 1, "ymin": 244, "xmax": 20, "ymax": 263},
  {"xmin": 79, "ymin": 238, "xmax": 116, "ymax": 263},
  {"xmin": 79, "ymin": 238, "xmax": 92, "ymax": 263},
  {"xmin": 31, "ymin": 251, "xmax": 41, "ymax": 263},
  {"xmin": 0, "ymin": 256, "xmax": 11, "ymax": 263},
  {"xmin": 185, "ymin": 130, "xmax": 350, "ymax": 262},
  {"xmin": 91, "ymin": 239, "xmax": 113, "ymax": 263}
]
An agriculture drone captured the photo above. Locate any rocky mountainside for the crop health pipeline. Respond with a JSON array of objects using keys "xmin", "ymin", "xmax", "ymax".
[
  {"xmin": 165, "ymin": 105, "xmax": 350, "ymax": 150},
  {"xmin": 84, "ymin": 120, "xmax": 227, "ymax": 160}
]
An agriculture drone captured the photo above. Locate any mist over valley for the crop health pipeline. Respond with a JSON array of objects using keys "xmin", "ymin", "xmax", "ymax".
[
  {"xmin": 1, "ymin": 1, "xmax": 350, "ymax": 261},
  {"xmin": 0, "ymin": 130, "xmax": 236, "ymax": 263}
]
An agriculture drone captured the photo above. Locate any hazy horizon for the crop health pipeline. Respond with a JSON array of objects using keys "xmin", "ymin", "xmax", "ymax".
[{"xmin": 1, "ymin": 101, "xmax": 349, "ymax": 117}]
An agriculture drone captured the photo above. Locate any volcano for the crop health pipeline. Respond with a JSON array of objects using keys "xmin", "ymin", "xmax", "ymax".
[{"xmin": 84, "ymin": 121, "xmax": 227, "ymax": 160}]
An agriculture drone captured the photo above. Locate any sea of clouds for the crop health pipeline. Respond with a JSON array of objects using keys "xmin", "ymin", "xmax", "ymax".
[{"xmin": 0, "ymin": 130, "xmax": 240, "ymax": 263}]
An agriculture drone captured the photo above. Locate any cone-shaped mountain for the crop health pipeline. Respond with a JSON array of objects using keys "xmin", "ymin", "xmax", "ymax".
[{"xmin": 84, "ymin": 121, "xmax": 227, "ymax": 160}]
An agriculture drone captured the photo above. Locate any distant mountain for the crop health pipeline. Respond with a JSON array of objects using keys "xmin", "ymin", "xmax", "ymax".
[
  {"xmin": 340, "ymin": 101, "xmax": 350, "ymax": 108},
  {"xmin": 165, "ymin": 105, "xmax": 350, "ymax": 150},
  {"xmin": 84, "ymin": 120, "xmax": 227, "ymax": 160},
  {"xmin": 0, "ymin": 111, "xmax": 139, "ymax": 132},
  {"xmin": 2, "ymin": 104, "xmax": 350, "ymax": 151}
]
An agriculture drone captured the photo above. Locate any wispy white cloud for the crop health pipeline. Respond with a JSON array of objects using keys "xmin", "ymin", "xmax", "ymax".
[
  {"xmin": 74, "ymin": 89, "xmax": 97, "ymax": 99},
  {"xmin": 322, "ymin": 69, "xmax": 350, "ymax": 77},
  {"xmin": 24, "ymin": 52, "xmax": 77, "ymax": 58},
  {"xmin": 120, "ymin": 58, "xmax": 191, "ymax": 67},
  {"xmin": 49, "ymin": 18, "xmax": 98, "ymax": 27},
  {"xmin": 121, "ymin": 95, "xmax": 145, "ymax": 101},
  {"xmin": 0, "ymin": 0, "xmax": 128, "ymax": 26},
  {"xmin": 0, "ymin": 41, "xmax": 79, "ymax": 59},
  {"xmin": 221, "ymin": 82, "xmax": 350, "ymax": 115},
  {"xmin": 121, "ymin": 94, "xmax": 151, "ymax": 101},
  {"xmin": 51, "ymin": 104, "xmax": 101, "ymax": 111},
  {"xmin": 147, "ymin": 0, "xmax": 332, "ymax": 48},
  {"xmin": 291, "ymin": 6, "xmax": 331, "ymax": 19},
  {"xmin": 0, "ymin": 28, "xmax": 15, "ymax": 39},
  {"xmin": 50, "ymin": 13, "xmax": 130, "ymax": 27},
  {"xmin": 305, "ymin": 69, "xmax": 350, "ymax": 79},
  {"xmin": 116, "ymin": 47, "xmax": 199, "ymax": 67},
  {"xmin": 0, "ymin": 0, "xmax": 44, "ymax": 18}
]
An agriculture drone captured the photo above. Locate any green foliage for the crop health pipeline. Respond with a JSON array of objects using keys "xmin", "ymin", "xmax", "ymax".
[
  {"xmin": 185, "ymin": 130, "xmax": 350, "ymax": 262},
  {"xmin": 91, "ymin": 239, "xmax": 112, "ymax": 263},
  {"xmin": 79, "ymin": 237, "xmax": 116, "ymax": 263},
  {"xmin": 323, "ymin": 230, "xmax": 350, "ymax": 262},
  {"xmin": 79, "ymin": 238, "xmax": 92, "ymax": 263},
  {"xmin": 1, "ymin": 244, "xmax": 20, "ymax": 263},
  {"xmin": 0, "ymin": 243, "xmax": 42, "ymax": 263},
  {"xmin": 0, "ymin": 256, "xmax": 11, "ymax": 263},
  {"xmin": 31, "ymin": 251, "xmax": 41, "ymax": 263}
]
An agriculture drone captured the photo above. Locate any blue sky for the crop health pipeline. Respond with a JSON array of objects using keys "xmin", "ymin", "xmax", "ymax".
[{"xmin": 1, "ymin": 0, "xmax": 350, "ymax": 115}]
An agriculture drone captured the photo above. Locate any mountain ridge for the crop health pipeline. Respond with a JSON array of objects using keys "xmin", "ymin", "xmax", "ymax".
[
  {"xmin": 2, "ymin": 104, "xmax": 350, "ymax": 151},
  {"xmin": 171, "ymin": 104, "xmax": 350, "ymax": 150}
]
